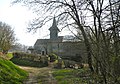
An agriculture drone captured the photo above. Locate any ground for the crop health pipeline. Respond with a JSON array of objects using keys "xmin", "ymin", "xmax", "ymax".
[{"xmin": 19, "ymin": 66, "xmax": 57, "ymax": 84}]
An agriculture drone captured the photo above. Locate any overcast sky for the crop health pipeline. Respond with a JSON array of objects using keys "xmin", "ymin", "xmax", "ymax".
[
  {"xmin": 0, "ymin": 0, "xmax": 40, "ymax": 46},
  {"xmin": 0, "ymin": 0, "xmax": 75, "ymax": 46}
]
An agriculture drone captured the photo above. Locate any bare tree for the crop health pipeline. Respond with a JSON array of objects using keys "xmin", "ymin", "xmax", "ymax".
[
  {"xmin": 0, "ymin": 22, "xmax": 16, "ymax": 54},
  {"xmin": 86, "ymin": 0, "xmax": 120, "ymax": 83}
]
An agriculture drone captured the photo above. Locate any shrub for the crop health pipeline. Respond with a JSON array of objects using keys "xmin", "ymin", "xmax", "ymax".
[
  {"xmin": 7, "ymin": 52, "xmax": 13, "ymax": 59},
  {"xmin": 48, "ymin": 53, "xmax": 65, "ymax": 69},
  {"xmin": 54, "ymin": 59, "xmax": 65, "ymax": 69},
  {"xmin": 49, "ymin": 53, "xmax": 58, "ymax": 62}
]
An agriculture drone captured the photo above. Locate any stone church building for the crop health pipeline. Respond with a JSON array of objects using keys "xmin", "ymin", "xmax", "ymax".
[{"xmin": 34, "ymin": 17, "xmax": 86, "ymax": 58}]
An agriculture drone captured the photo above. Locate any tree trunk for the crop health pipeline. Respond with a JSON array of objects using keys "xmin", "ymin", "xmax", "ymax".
[{"xmin": 78, "ymin": 25, "xmax": 94, "ymax": 72}]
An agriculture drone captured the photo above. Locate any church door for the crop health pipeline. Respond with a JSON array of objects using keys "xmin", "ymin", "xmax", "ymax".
[{"xmin": 42, "ymin": 51, "xmax": 45, "ymax": 55}]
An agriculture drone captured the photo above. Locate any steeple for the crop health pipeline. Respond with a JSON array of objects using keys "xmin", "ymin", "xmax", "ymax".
[{"xmin": 49, "ymin": 17, "xmax": 60, "ymax": 39}]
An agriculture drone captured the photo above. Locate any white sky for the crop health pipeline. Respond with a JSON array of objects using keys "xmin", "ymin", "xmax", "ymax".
[
  {"xmin": 0, "ymin": 0, "xmax": 74, "ymax": 46},
  {"xmin": 0, "ymin": 0, "xmax": 40, "ymax": 46}
]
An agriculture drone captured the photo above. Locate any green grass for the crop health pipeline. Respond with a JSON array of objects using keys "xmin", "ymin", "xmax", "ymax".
[
  {"xmin": 0, "ymin": 57, "xmax": 28, "ymax": 84},
  {"xmin": 7, "ymin": 52, "xmax": 13, "ymax": 59},
  {"xmin": 53, "ymin": 69, "xmax": 90, "ymax": 84}
]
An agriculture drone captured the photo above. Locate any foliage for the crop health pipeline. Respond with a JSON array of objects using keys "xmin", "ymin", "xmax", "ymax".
[
  {"xmin": 48, "ymin": 53, "xmax": 65, "ymax": 69},
  {"xmin": 0, "ymin": 57, "xmax": 28, "ymax": 84},
  {"xmin": 49, "ymin": 53, "xmax": 58, "ymax": 62},
  {"xmin": 0, "ymin": 22, "xmax": 16, "ymax": 54},
  {"xmin": 54, "ymin": 59, "xmax": 65, "ymax": 69},
  {"xmin": 6, "ymin": 52, "xmax": 13, "ymax": 59}
]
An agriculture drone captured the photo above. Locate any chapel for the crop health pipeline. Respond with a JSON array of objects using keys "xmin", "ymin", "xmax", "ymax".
[{"xmin": 34, "ymin": 17, "xmax": 86, "ymax": 59}]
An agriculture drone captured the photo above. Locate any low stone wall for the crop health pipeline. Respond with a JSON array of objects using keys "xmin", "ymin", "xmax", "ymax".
[{"xmin": 11, "ymin": 52, "xmax": 48, "ymax": 67}]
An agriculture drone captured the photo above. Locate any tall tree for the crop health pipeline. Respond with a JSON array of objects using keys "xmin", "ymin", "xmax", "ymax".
[
  {"xmin": 86, "ymin": 0, "xmax": 120, "ymax": 83},
  {"xmin": 0, "ymin": 22, "xmax": 16, "ymax": 54}
]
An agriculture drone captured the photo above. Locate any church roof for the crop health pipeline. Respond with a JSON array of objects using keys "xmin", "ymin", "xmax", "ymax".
[
  {"xmin": 34, "ymin": 37, "xmax": 63, "ymax": 46},
  {"xmin": 34, "ymin": 39, "xmax": 51, "ymax": 45},
  {"xmin": 49, "ymin": 17, "xmax": 60, "ymax": 32}
]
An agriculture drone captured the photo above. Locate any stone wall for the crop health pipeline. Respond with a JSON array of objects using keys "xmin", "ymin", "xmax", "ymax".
[
  {"xmin": 34, "ymin": 41, "xmax": 86, "ymax": 60},
  {"xmin": 51, "ymin": 42, "xmax": 87, "ymax": 59}
]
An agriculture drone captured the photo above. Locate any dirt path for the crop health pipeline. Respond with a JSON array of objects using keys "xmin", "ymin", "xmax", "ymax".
[{"xmin": 19, "ymin": 66, "xmax": 57, "ymax": 84}]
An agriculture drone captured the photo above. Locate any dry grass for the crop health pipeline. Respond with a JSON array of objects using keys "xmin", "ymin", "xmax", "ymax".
[{"xmin": 19, "ymin": 66, "xmax": 57, "ymax": 84}]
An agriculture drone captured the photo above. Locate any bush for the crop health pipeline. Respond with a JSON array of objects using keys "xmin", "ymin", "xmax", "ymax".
[
  {"xmin": 7, "ymin": 52, "xmax": 13, "ymax": 59},
  {"xmin": 54, "ymin": 59, "xmax": 65, "ymax": 69},
  {"xmin": 48, "ymin": 53, "xmax": 65, "ymax": 69},
  {"xmin": 49, "ymin": 53, "xmax": 58, "ymax": 62}
]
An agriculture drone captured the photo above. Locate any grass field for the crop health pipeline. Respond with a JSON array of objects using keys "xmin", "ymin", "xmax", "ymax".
[
  {"xmin": 0, "ymin": 56, "xmax": 28, "ymax": 84},
  {"xmin": 52, "ymin": 68, "xmax": 91, "ymax": 84}
]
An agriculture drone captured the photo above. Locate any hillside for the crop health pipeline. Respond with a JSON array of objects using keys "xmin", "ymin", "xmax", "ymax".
[{"xmin": 0, "ymin": 55, "xmax": 28, "ymax": 84}]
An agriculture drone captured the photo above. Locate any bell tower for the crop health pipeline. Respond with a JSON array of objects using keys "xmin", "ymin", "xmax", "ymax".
[{"xmin": 49, "ymin": 17, "xmax": 60, "ymax": 39}]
